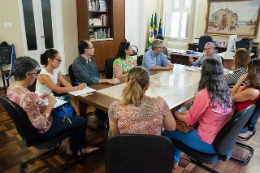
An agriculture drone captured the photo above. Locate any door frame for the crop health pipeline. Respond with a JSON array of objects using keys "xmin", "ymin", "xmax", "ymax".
[{"xmin": 17, "ymin": 0, "xmax": 66, "ymax": 74}]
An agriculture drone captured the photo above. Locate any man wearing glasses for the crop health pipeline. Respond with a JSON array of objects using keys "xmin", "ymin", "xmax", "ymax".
[
  {"xmin": 72, "ymin": 40, "xmax": 120, "ymax": 129},
  {"xmin": 142, "ymin": 39, "xmax": 174, "ymax": 71},
  {"xmin": 189, "ymin": 42, "xmax": 222, "ymax": 67}
]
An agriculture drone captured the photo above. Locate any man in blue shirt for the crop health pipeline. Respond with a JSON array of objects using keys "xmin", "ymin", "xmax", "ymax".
[{"xmin": 142, "ymin": 39, "xmax": 174, "ymax": 71}]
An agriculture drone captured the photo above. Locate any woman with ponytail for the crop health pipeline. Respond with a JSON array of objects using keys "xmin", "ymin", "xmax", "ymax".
[{"xmin": 108, "ymin": 66, "xmax": 176, "ymax": 136}]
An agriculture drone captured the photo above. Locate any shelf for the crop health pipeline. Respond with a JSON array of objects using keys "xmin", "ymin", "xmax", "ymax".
[
  {"xmin": 90, "ymin": 38, "xmax": 114, "ymax": 42},
  {"xmin": 89, "ymin": 25, "xmax": 108, "ymax": 28},
  {"xmin": 89, "ymin": 10, "xmax": 108, "ymax": 13}
]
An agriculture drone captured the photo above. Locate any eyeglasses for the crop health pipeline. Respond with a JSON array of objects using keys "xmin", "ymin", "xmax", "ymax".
[
  {"xmin": 30, "ymin": 72, "xmax": 39, "ymax": 77},
  {"xmin": 54, "ymin": 58, "xmax": 62, "ymax": 62},
  {"xmin": 87, "ymin": 47, "xmax": 95, "ymax": 49},
  {"xmin": 156, "ymin": 47, "xmax": 163, "ymax": 49},
  {"xmin": 204, "ymin": 48, "xmax": 213, "ymax": 50}
]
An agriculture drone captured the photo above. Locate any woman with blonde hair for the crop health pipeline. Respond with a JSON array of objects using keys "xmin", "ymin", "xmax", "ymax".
[
  {"xmin": 226, "ymin": 48, "xmax": 250, "ymax": 88},
  {"xmin": 108, "ymin": 66, "xmax": 176, "ymax": 136}
]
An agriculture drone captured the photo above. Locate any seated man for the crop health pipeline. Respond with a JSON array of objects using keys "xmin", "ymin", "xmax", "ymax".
[
  {"xmin": 142, "ymin": 39, "xmax": 174, "ymax": 71},
  {"xmin": 189, "ymin": 42, "xmax": 222, "ymax": 67},
  {"xmin": 155, "ymin": 34, "xmax": 171, "ymax": 60},
  {"xmin": 72, "ymin": 40, "xmax": 120, "ymax": 128}
]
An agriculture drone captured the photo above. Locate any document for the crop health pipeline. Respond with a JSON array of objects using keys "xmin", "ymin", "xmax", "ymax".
[
  {"xmin": 186, "ymin": 66, "xmax": 201, "ymax": 71},
  {"xmin": 44, "ymin": 98, "xmax": 67, "ymax": 108},
  {"xmin": 69, "ymin": 86, "xmax": 96, "ymax": 96}
]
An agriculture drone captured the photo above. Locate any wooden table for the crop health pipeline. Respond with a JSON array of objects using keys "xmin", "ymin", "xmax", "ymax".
[{"xmin": 72, "ymin": 64, "xmax": 201, "ymax": 116}]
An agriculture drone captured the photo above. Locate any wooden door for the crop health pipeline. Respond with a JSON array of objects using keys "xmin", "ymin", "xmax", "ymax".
[
  {"xmin": 113, "ymin": 0, "xmax": 125, "ymax": 56},
  {"xmin": 92, "ymin": 40, "xmax": 114, "ymax": 71}
]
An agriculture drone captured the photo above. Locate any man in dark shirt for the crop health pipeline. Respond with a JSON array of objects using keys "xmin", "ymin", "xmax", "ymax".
[
  {"xmin": 72, "ymin": 40, "xmax": 120, "ymax": 85},
  {"xmin": 72, "ymin": 40, "xmax": 120, "ymax": 128}
]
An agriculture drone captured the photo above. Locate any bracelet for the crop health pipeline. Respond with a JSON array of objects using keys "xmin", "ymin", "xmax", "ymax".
[
  {"xmin": 74, "ymin": 87, "xmax": 77, "ymax": 91},
  {"xmin": 46, "ymin": 113, "xmax": 50, "ymax": 119}
]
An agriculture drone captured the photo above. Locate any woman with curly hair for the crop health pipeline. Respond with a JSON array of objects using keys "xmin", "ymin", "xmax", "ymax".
[
  {"xmin": 231, "ymin": 58, "xmax": 260, "ymax": 113},
  {"xmin": 165, "ymin": 58, "xmax": 233, "ymax": 169}
]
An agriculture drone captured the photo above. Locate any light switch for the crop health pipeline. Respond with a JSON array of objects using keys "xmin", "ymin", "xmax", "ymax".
[
  {"xmin": 4, "ymin": 22, "xmax": 8, "ymax": 28},
  {"xmin": 8, "ymin": 22, "xmax": 12, "ymax": 28}
]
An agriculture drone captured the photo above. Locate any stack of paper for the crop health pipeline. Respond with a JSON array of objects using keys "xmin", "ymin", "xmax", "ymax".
[
  {"xmin": 44, "ymin": 98, "xmax": 67, "ymax": 108},
  {"xmin": 69, "ymin": 86, "xmax": 96, "ymax": 96}
]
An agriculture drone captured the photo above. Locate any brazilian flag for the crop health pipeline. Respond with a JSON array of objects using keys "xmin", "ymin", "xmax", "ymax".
[
  {"xmin": 159, "ymin": 18, "xmax": 163, "ymax": 35},
  {"xmin": 148, "ymin": 14, "xmax": 154, "ymax": 48},
  {"xmin": 154, "ymin": 13, "xmax": 158, "ymax": 38}
]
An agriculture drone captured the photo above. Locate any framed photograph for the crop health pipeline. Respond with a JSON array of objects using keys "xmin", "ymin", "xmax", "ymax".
[
  {"xmin": 218, "ymin": 40, "xmax": 226, "ymax": 46},
  {"xmin": 204, "ymin": 0, "xmax": 260, "ymax": 38}
]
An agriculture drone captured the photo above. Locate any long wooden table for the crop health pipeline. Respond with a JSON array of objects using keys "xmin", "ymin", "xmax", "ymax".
[{"xmin": 71, "ymin": 64, "xmax": 201, "ymax": 116}]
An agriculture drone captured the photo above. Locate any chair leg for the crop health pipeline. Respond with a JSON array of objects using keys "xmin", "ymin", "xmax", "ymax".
[
  {"xmin": 20, "ymin": 136, "xmax": 84, "ymax": 173},
  {"xmin": 238, "ymin": 130, "xmax": 256, "ymax": 140},
  {"xmin": 188, "ymin": 156, "xmax": 219, "ymax": 173},
  {"xmin": 231, "ymin": 142, "xmax": 254, "ymax": 164}
]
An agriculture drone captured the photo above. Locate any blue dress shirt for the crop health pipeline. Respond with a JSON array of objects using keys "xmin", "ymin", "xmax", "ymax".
[{"xmin": 142, "ymin": 49, "xmax": 170, "ymax": 70}]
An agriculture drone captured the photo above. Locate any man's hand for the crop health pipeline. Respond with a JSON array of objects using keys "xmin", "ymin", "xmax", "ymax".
[
  {"xmin": 189, "ymin": 56, "xmax": 194, "ymax": 63},
  {"xmin": 109, "ymin": 78, "xmax": 120, "ymax": 85},
  {"xmin": 166, "ymin": 63, "xmax": 174, "ymax": 70}
]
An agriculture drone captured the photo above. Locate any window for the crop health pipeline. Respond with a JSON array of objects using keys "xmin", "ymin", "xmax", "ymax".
[{"xmin": 164, "ymin": 0, "xmax": 194, "ymax": 39}]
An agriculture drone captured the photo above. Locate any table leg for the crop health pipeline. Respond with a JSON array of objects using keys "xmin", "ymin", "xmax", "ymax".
[{"xmin": 79, "ymin": 101, "xmax": 88, "ymax": 117}]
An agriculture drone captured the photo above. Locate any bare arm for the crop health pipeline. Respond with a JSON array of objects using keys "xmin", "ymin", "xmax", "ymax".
[
  {"xmin": 109, "ymin": 119, "xmax": 120, "ymax": 135},
  {"xmin": 162, "ymin": 110, "xmax": 176, "ymax": 131},
  {"xmin": 114, "ymin": 64, "xmax": 128, "ymax": 78},
  {"xmin": 98, "ymin": 78, "xmax": 120, "ymax": 84},
  {"xmin": 58, "ymin": 71, "xmax": 73, "ymax": 87},
  {"xmin": 150, "ymin": 63, "xmax": 174, "ymax": 71}
]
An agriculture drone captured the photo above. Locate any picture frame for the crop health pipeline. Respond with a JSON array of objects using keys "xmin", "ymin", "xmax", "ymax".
[
  {"xmin": 204, "ymin": 0, "xmax": 260, "ymax": 38},
  {"xmin": 218, "ymin": 40, "xmax": 226, "ymax": 46}
]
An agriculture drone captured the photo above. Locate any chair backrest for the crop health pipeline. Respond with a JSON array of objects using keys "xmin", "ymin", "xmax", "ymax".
[
  {"xmin": 68, "ymin": 64, "xmax": 77, "ymax": 87},
  {"xmin": 247, "ymin": 99, "xmax": 260, "ymax": 129},
  {"xmin": 213, "ymin": 104, "xmax": 255, "ymax": 158},
  {"xmin": 0, "ymin": 96, "xmax": 37, "ymax": 145},
  {"xmin": 137, "ymin": 55, "xmax": 143, "ymax": 66},
  {"xmin": 105, "ymin": 57, "xmax": 116, "ymax": 79},
  {"xmin": 105, "ymin": 134, "xmax": 174, "ymax": 173},
  {"xmin": 198, "ymin": 36, "xmax": 213, "ymax": 52}
]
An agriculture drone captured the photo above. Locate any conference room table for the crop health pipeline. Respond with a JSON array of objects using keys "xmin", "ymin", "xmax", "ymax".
[{"xmin": 71, "ymin": 64, "xmax": 201, "ymax": 117}]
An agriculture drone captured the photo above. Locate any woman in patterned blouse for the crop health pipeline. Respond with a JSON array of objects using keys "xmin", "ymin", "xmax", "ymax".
[
  {"xmin": 108, "ymin": 66, "xmax": 176, "ymax": 136},
  {"xmin": 7, "ymin": 57, "xmax": 98, "ymax": 155},
  {"xmin": 226, "ymin": 48, "xmax": 250, "ymax": 88},
  {"xmin": 113, "ymin": 41, "xmax": 137, "ymax": 78}
]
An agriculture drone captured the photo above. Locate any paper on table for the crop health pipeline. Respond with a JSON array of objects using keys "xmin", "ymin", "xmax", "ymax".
[
  {"xmin": 186, "ymin": 66, "xmax": 201, "ymax": 71},
  {"xmin": 44, "ymin": 98, "xmax": 67, "ymax": 108},
  {"xmin": 69, "ymin": 86, "xmax": 96, "ymax": 96}
]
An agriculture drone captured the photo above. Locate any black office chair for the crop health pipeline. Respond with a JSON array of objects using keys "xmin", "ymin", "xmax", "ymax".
[
  {"xmin": 171, "ymin": 104, "xmax": 255, "ymax": 173},
  {"xmin": 198, "ymin": 35, "xmax": 213, "ymax": 52},
  {"xmin": 68, "ymin": 64, "xmax": 78, "ymax": 87},
  {"xmin": 137, "ymin": 55, "xmax": 143, "ymax": 66},
  {"xmin": 239, "ymin": 100, "xmax": 260, "ymax": 140},
  {"xmin": 105, "ymin": 134, "xmax": 174, "ymax": 173},
  {"xmin": 104, "ymin": 57, "xmax": 116, "ymax": 79},
  {"xmin": 0, "ymin": 96, "xmax": 83, "ymax": 173}
]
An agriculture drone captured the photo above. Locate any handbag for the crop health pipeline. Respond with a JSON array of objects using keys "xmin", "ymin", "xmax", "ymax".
[
  {"xmin": 176, "ymin": 120, "xmax": 199, "ymax": 133},
  {"xmin": 51, "ymin": 103, "xmax": 73, "ymax": 118}
]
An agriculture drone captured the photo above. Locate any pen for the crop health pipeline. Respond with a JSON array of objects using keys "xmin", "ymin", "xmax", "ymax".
[{"xmin": 75, "ymin": 82, "xmax": 79, "ymax": 85}]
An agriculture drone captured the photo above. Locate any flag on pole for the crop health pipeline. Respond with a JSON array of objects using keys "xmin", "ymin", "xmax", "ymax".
[
  {"xmin": 148, "ymin": 14, "xmax": 154, "ymax": 48},
  {"xmin": 154, "ymin": 13, "xmax": 158, "ymax": 38},
  {"xmin": 158, "ymin": 18, "xmax": 163, "ymax": 35}
]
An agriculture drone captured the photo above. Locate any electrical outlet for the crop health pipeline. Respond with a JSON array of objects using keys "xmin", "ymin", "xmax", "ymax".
[
  {"xmin": 4, "ymin": 22, "xmax": 8, "ymax": 28},
  {"xmin": 8, "ymin": 22, "xmax": 12, "ymax": 28}
]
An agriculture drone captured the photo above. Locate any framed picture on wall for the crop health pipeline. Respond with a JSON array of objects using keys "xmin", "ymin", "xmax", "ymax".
[{"xmin": 204, "ymin": 0, "xmax": 260, "ymax": 38}]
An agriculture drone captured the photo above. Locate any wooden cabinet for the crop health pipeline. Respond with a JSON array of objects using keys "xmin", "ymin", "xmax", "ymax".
[
  {"xmin": 76, "ymin": 0, "xmax": 125, "ymax": 71},
  {"xmin": 92, "ymin": 40, "xmax": 114, "ymax": 70},
  {"xmin": 188, "ymin": 43, "xmax": 227, "ymax": 53}
]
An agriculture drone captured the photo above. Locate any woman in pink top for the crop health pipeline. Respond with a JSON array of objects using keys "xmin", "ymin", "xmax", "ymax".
[
  {"xmin": 165, "ymin": 58, "xmax": 232, "ymax": 169},
  {"xmin": 108, "ymin": 66, "xmax": 176, "ymax": 136},
  {"xmin": 231, "ymin": 58, "xmax": 260, "ymax": 113}
]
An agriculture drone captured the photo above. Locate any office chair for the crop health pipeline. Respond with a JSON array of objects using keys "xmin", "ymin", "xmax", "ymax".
[
  {"xmin": 137, "ymin": 55, "xmax": 143, "ymax": 66},
  {"xmin": 104, "ymin": 57, "xmax": 116, "ymax": 79},
  {"xmin": 239, "ymin": 100, "xmax": 260, "ymax": 140},
  {"xmin": 170, "ymin": 104, "xmax": 255, "ymax": 173},
  {"xmin": 198, "ymin": 35, "xmax": 213, "ymax": 52},
  {"xmin": 105, "ymin": 134, "xmax": 174, "ymax": 173},
  {"xmin": 0, "ymin": 96, "xmax": 83, "ymax": 173},
  {"xmin": 68, "ymin": 64, "xmax": 78, "ymax": 87}
]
